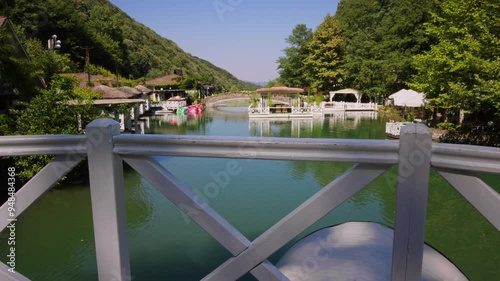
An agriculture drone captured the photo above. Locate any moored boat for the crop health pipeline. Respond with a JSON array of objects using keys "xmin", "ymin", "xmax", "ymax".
[
  {"xmin": 163, "ymin": 96, "xmax": 187, "ymax": 112},
  {"xmin": 188, "ymin": 104, "xmax": 203, "ymax": 113},
  {"xmin": 176, "ymin": 106, "xmax": 188, "ymax": 115}
]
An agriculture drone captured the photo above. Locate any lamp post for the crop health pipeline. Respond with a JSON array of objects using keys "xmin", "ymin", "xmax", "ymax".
[{"xmin": 47, "ymin": 34, "xmax": 61, "ymax": 51}]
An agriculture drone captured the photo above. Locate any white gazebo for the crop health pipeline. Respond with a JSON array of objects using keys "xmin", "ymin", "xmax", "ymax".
[
  {"xmin": 322, "ymin": 88, "xmax": 377, "ymax": 112},
  {"xmin": 329, "ymin": 88, "xmax": 361, "ymax": 103},
  {"xmin": 249, "ymin": 86, "xmax": 310, "ymax": 118}
]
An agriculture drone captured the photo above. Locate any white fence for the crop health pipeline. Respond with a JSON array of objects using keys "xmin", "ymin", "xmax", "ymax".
[
  {"xmin": 321, "ymin": 101, "xmax": 377, "ymax": 111},
  {"xmin": 0, "ymin": 119, "xmax": 499, "ymax": 281},
  {"xmin": 386, "ymin": 122, "xmax": 411, "ymax": 138}
]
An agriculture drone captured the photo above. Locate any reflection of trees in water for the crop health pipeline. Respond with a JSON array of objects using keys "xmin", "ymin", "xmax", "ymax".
[
  {"xmin": 285, "ymin": 158, "xmax": 500, "ymax": 280},
  {"xmin": 248, "ymin": 112, "xmax": 384, "ymax": 139},
  {"xmin": 423, "ymin": 170, "xmax": 500, "ymax": 280},
  {"xmin": 287, "ymin": 160, "xmax": 396, "ymax": 224},
  {"xmin": 123, "ymin": 170, "xmax": 156, "ymax": 230},
  {"xmin": 248, "ymin": 112, "xmax": 395, "ymax": 225},
  {"xmin": 206, "ymin": 107, "xmax": 249, "ymax": 120},
  {"xmin": 145, "ymin": 113, "xmax": 213, "ymax": 135}
]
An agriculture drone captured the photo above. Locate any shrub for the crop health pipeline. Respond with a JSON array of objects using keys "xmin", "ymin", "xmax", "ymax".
[{"xmin": 437, "ymin": 121, "xmax": 455, "ymax": 131}]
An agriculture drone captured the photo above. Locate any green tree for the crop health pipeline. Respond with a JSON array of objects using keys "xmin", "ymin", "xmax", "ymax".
[
  {"xmin": 410, "ymin": 0, "xmax": 500, "ymax": 121},
  {"xmin": 336, "ymin": 0, "xmax": 383, "ymax": 96},
  {"xmin": 336, "ymin": 0, "xmax": 433, "ymax": 98},
  {"xmin": 265, "ymin": 79, "xmax": 279, "ymax": 88},
  {"xmin": 0, "ymin": 0, "xmax": 255, "ymax": 92},
  {"xmin": 304, "ymin": 14, "xmax": 342, "ymax": 94},
  {"xmin": 24, "ymin": 38, "xmax": 74, "ymax": 84},
  {"xmin": 277, "ymin": 24, "xmax": 312, "ymax": 88},
  {"xmin": 0, "ymin": 27, "xmax": 38, "ymax": 101},
  {"xmin": 10, "ymin": 75, "xmax": 102, "ymax": 181}
]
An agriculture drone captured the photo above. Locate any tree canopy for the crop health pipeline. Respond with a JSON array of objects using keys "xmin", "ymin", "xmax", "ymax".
[
  {"xmin": 304, "ymin": 14, "xmax": 342, "ymax": 94},
  {"xmin": 335, "ymin": 0, "xmax": 433, "ymax": 97},
  {"xmin": 276, "ymin": 24, "xmax": 312, "ymax": 88},
  {"xmin": 410, "ymin": 0, "xmax": 500, "ymax": 120},
  {"xmin": 276, "ymin": 0, "xmax": 499, "ymax": 125}
]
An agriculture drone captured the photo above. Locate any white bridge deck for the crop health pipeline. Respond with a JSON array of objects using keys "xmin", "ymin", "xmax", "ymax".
[{"xmin": 249, "ymin": 102, "xmax": 377, "ymax": 118}]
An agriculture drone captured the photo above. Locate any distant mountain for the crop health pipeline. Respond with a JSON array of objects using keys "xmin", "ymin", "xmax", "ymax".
[
  {"xmin": 245, "ymin": 81, "xmax": 268, "ymax": 87},
  {"xmin": 1, "ymin": 0, "xmax": 255, "ymax": 91}
]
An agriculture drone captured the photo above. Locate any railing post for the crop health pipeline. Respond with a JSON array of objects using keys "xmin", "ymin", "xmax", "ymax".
[
  {"xmin": 391, "ymin": 124, "xmax": 432, "ymax": 281},
  {"xmin": 86, "ymin": 118, "xmax": 131, "ymax": 281}
]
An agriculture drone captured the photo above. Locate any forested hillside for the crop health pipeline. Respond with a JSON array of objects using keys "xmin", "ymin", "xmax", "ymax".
[{"xmin": 0, "ymin": 0, "xmax": 256, "ymax": 91}]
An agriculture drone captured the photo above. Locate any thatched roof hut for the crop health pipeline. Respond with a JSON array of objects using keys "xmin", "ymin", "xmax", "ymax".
[
  {"xmin": 135, "ymin": 85, "xmax": 152, "ymax": 94},
  {"xmin": 118, "ymin": 86, "xmax": 142, "ymax": 97},
  {"xmin": 256, "ymin": 86, "xmax": 305, "ymax": 95},
  {"xmin": 146, "ymin": 74, "xmax": 181, "ymax": 85},
  {"xmin": 92, "ymin": 85, "xmax": 135, "ymax": 99}
]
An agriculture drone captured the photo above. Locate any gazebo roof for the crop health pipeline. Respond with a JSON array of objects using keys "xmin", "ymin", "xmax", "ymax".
[
  {"xmin": 329, "ymin": 88, "xmax": 359, "ymax": 95},
  {"xmin": 329, "ymin": 88, "xmax": 361, "ymax": 102},
  {"xmin": 256, "ymin": 86, "xmax": 305, "ymax": 95}
]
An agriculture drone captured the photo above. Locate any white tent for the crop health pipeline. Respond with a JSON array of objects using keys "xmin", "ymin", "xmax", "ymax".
[{"xmin": 389, "ymin": 89, "xmax": 426, "ymax": 107}]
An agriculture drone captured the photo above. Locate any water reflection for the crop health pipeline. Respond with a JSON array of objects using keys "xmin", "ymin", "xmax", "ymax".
[
  {"xmin": 249, "ymin": 111, "xmax": 379, "ymax": 138},
  {"xmin": 145, "ymin": 113, "xmax": 213, "ymax": 135},
  {"xmin": 208, "ymin": 106, "xmax": 249, "ymax": 120},
  {"xmin": 147, "ymin": 113, "xmax": 189, "ymax": 127},
  {"xmin": 1, "ymin": 108, "xmax": 498, "ymax": 281}
]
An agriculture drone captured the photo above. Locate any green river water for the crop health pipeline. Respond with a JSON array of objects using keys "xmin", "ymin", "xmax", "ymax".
[{"xmin": 1, "ymin": 106, "xmax": 498, "ymax": 280}]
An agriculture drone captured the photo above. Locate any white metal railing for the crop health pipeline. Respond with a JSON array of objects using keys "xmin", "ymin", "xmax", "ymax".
[
  {"xmin": 386, "ymin": 121, "xmax": 410, "ymax": 138},
  {"xmin": 321, "ymin": 101, "xmax": 377, "ymax": 111},
  {"xmin": 322, "ymin": 101, "xmax": 344, "ymax": 110},
  {"xmin": 291, "ymin": 106, "xmax": 312, "ymax": 114},
  {"xmin": 248, "ymin": 105, "xmax": 270, "ymax": 114},
  {"xmin": 0, "ymin": 118, "xmax": 499, "ymax": 281},
  {"xmin": 248, "ymin": 105, "xmax": 313, "ymax": 115}
]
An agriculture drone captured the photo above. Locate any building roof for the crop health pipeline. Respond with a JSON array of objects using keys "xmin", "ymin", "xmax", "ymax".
[
  {"xmin": 91, "ymin": 85, "xmax": 136, "ymax": 99},
  {"xmin": 118, "ymin": 86, "xmax": 142, "ymax": 96},
  {"xmin": 146, "ymin": 74, "xmax": 181, "ymax": 85},
  {"xmin": 329, "ymin": 88, "xmax": 359, "ymax": 95},
  {"xmin": 0, "ymin": 16, "xmax": 46, "ymax": 89},
  {"xmin": 0, "ymin": 17, "xmax": 7, "ymax": 27},
  {"xmin": 65, "ymin": 99, "xmax": 146, "ymax": 106},
  {"xmin": 135, "ymin": 85, "xmax": 152, "ymax": 94}
]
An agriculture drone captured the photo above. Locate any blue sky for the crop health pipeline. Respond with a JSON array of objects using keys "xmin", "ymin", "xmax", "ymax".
[{"xmin": 109, "ymin": 0, "xmax": 340, "ymax": 82}]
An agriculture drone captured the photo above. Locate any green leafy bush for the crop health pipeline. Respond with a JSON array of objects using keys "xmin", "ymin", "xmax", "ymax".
[
  {"xmin": 437, "ymin": 122, "xmax": 455, "ymax": 131},
  {"xmin": 9, "ymin": 75, "xmax": 104, "ymax": 182},
  {"xmin": 249, "ymin": 94, "xmax": 259, "ymax": 107}
]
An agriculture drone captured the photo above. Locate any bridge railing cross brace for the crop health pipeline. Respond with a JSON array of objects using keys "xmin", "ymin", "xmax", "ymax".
[{"xmin": 0, "ymin": 118, "xmax": 498, "ymax": 281}]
